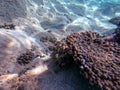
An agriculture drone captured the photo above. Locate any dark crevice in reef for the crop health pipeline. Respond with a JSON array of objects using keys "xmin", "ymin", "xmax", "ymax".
[{"xmin": 53, "ymin": 29, "xmax": 120, "ymax": 90}]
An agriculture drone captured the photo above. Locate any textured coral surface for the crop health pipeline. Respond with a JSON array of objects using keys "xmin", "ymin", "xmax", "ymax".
[{"xmin": 54, "ymin": 30, "xmax": 120, "ymax": 90}]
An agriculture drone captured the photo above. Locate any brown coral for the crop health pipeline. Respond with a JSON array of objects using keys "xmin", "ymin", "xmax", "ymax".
[
  {"xmin": 17, "ymin": 50, "xmax": 34, "ymax": 65},
  {"xmin": 53, "ymin": 30, "xmax": 120, "ymax": 90}
]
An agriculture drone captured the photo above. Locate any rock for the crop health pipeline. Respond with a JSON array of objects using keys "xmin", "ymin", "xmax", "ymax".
[
  {"xmin": 35, "ymin": 32, "xmax": 57, "ymax": 43},
  {"xmin": 0, "ymin": 23, "xmax": 15, "ymax": 29},
  {"xmin": 40, "ymin": 16, "xmax": 68, "ymax": 30},
  {"xmin": 113, "ymin": 27, "xmax": 120, "ymax": 43},
  {"xmin": 0, "ymin": 30, "xmax": 44, "ymax": 90},
  {"xmin": 0, "ymin": 87, "xmax": 4, "ymax": 90},
  {"xmin": 0, "ymin": 31, "xmax": 20, "ymax": 75},
  {"xmin": 0, "ymin": 30, "xmax": 40, "ymax": 75},
  {"xmin": 53, "ymin": 31, "xmax": 120, "ymax": 90},
  {"xmin": 0, "ymin": 0, "xmax": 26, "ymax": 23},
  {"xmin": 65, "ymin": 25, "xmax": 84, "ymax": 33},
  {"xmin": 109, "ymin": 17, "xmax": 120, "ymax": 26},
  {"xmin": 17, "ymin": 50, "xmax": 34, "ymax": 65},
  {"xmin": 0, "ymin": 73, "xmax": 39, "ymax": 90},
  {"xmin": 34, "ymin": 32, "xmax": 57, "ymax": 53}
]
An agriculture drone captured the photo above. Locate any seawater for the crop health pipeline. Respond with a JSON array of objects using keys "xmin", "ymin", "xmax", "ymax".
[
  {"xmin": 26, "ymin": 0, "xmax": 120, "ymax": 35},
  {"xmin": 0, "ymin": 0, "xmax": 120, "ymax": 55}
]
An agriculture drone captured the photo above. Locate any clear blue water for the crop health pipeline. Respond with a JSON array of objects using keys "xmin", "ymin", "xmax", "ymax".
[{"xmin": 28, "ymin": 0, "xmax": 119, "ymax": 34}]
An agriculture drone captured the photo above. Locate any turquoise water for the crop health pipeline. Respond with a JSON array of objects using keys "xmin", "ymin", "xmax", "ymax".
[{"xmin": 26, "ymin": 0, "xmax": 120, "ymax": 35}]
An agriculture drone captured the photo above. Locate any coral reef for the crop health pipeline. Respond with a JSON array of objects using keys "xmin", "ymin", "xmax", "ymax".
[
  {"xmin": 0, "ymin": 23, "xmax": 15, "ymax": 29},
  {"xmin": 54, "ymin": 30, "xmax": 120, "ymax": 90},
  {"xmin": 0, "ymin": 73, "xmax": 39, "ymax": 90},
  {"xmin": 0, "ymin": 0, "xmax": 26, "ymax": 23},
  {"xmin": 17, "ymin": 50, "xmax": 34, "ymax": 65},
  {"xmin": 34, "ymin": 32, "xmax": 57, "ymax": 52},
  {"xmin": 35, "ymin": 32, "xmax": 57, "ymax": 43}
]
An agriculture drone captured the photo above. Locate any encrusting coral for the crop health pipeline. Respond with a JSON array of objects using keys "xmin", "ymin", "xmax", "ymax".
[{"xmin": 53, "ymin": 30, "xmax": 120, "ymax": 90}]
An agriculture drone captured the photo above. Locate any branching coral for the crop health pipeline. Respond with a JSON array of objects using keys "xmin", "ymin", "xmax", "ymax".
[{"xmin": 53, "ymin": 30, "xmax": 120, "ymax": 90}]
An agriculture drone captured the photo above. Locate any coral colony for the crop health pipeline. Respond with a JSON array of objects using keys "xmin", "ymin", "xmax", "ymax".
[{"xmin": 54, "ymin": 30, "xmax": 120, "ymax": 90}]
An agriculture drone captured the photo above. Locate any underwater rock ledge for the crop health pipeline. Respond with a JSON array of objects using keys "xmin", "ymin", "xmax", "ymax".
[{"xmin": 53, "ymin": 30, "xmax": 120, "ymax": 90}]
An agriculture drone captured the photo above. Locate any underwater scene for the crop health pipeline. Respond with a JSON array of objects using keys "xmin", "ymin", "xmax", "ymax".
[{"xmin": 0, "ymin": 0, "xmax": 120, "ymax": 90}]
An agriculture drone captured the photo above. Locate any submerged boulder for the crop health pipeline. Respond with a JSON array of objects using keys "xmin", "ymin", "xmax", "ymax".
[
  {"xmin": 109, "ymin": 17, "xmax": 120, "ymax": 27},
  {"xmin": 54, "ymin": 30, "xmax": 120, "ymax": 90},
  {"xmin": 114, "ymin": 27, "xmax": 120, "ymax": 43},
  {"xmin": 0, "ymin": 23, "xmax": 15, "ymax": 29},
  {"xmin": 0, "ymin": 0, "xmax": 26, "ymax": 23}
]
